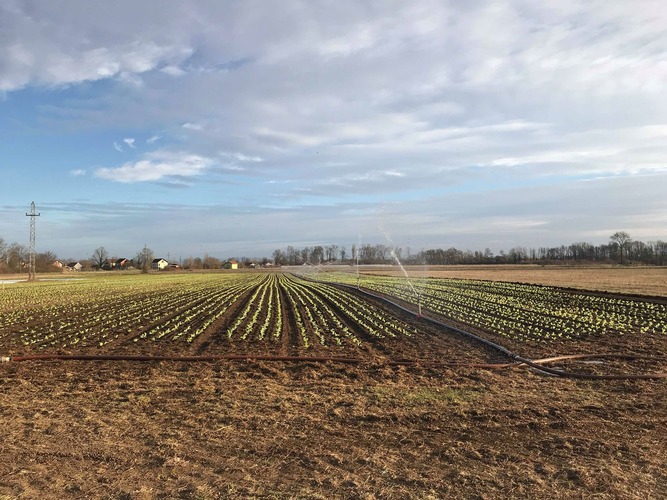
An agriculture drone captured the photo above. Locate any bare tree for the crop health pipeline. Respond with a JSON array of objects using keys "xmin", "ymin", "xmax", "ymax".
[
  {"xmin": 203, "ymin": 254, "xmax": 221, "ymax": 269},
  {"xmin": 36, "ymin": 251, "xmax": 59, "ymax": 273},
  {"xmin": 325, "ymin": 244, "xmax": 339, "ymax": 262},
  {"xmin": 135, "ymin": 246, "xmax": 154, "ymax": 273},
  {"xmin": 610, "ymin": 231, "xmax": 632, "ymax": 265},
  {"xmin": 272, "ymin": 249, "xmax": 285, "ymax": 266},
  {"xmin": 91, "ymin": 246, "xmax": 109, "ymax": 270},
  {"xmin": 311, "ymin": 245, "xmax": 324, "ymax": 264},
  {"xmin": 6, "ymin": 243, "xmax": 27, "ymax": 272}
]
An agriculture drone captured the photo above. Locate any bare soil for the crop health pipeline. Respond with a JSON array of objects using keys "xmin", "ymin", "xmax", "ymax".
[{"xmin": 0, "ymin": 359, "xmax": 665, "ymax": 499}]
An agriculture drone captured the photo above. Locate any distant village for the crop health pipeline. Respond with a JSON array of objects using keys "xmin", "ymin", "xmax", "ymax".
[
  {"xmin": 49, "ymin": 257, "xmax": 267, "ymax": 273},
  {"xmin": 0, "ymin": 239, "xmax": 273, "ymax": 274}
]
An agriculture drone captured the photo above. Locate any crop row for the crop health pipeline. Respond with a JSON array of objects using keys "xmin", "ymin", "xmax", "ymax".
[
  {"xmin": 303, "ymin": 272, "xmax": 667, "ymax": 342},
  {"xmin": 0, "ymin": 274, "xmax": 262, "ymax": 348},
  {"xmin": 221, "ymin": 273, "xmax": 417, "ymax": 347},
  {"xmin": 0, "ymin": 273, "xmax": 421, "ymax": 350}
]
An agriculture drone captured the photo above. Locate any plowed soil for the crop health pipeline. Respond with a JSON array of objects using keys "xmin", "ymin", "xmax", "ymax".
[{"xmin": 1, "ymin": 359, "xmax": 665, "ymax": 499}]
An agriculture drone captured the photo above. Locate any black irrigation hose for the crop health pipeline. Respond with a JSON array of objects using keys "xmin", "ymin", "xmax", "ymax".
[
  {"xmin": 3, "ymin": 353, "xmax": 666, "ymax": 381},
  {"xmin": 311, "ymin": 277, "xmax": 667, "ymax": 380},
  {"xmin": 3, "ymin": 354, "xmax": 361, "ymax": 364}
]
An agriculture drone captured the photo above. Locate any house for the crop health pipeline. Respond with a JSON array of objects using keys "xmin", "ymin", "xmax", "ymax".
[
  {"xmin": 115, "ymin": 258, "xmax": 130, "ymax": 270},
  {"xmin": 152, "ymin": 258, "xmax": 169, "ymax": 270},
  {"xmin": 223, "ymin": 260, "xmax": 238, "ymax": 270},
  {"xmin": 66, "ymin": 262, "xmax": 83, "ymax": 271},
  {"xmin": 52, "ymin": 260, "xmax": 63, "ymax": 269}
]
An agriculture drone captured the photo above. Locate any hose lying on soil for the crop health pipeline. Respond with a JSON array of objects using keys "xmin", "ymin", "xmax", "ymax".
[{"xmin": 2, "ymin": 352, "xmax": 666, "ymax": 380}]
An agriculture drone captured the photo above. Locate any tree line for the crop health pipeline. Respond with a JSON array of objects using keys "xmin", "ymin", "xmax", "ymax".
[
  {"xmin": 2, "ymin": 231, "xmax": 666, "ymax": 274},
  {"xmin": 272, "ymin": 232, "xmax": 667, "ymax": 266}
]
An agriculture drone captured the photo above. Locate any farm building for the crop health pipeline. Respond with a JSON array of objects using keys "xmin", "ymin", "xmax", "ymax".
[
  {"xmin": 66, "ymin": 262, "xmax": 82, "ymax": 271},
  {"xmin": 152, "ymin": 258, "xmax": 169, "ymax": 270},
  {"xmin": 115, "ymin": 258, "xmax": 130, "ymax": 269},
  {"xmin": 223, "ymin": 260, "xmax": 239, "ymax": 270}
]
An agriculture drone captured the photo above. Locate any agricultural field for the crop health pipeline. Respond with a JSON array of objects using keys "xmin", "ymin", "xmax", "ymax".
[
  {"xmin": 299, "ymin": 270, "xmax": 667, "ymax": 359},
  {"xmin": 358, "ymin": 264, "xmax": 667, "ymax": 297},
  {"xmin": 2, "ymin": 270, "xmax": 666, "ymax": 361},
  {"xmin": 1, "ymin": 269, "xmax": 666, "ymax": 498}
]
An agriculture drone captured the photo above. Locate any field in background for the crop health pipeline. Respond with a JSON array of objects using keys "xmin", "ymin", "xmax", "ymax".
[
  {"xmin": 6, "ymin": 264, "xmax": 667, "ymax": 296},
  {"xmin": 355, "ymin": 264, "xmax": 667, "ymax": 297}
]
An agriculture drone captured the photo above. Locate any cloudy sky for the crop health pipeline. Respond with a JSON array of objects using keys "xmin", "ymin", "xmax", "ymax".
[{"xmin": 1, "ymin": 0, "xmax": 666, "ymax": 260}]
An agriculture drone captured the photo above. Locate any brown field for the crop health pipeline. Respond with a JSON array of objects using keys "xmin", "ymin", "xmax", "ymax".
[
  {"xmin": 0, "ymin": 268, "xmax": 666, "ymax": 498},
  {"xmin": 1, "ymin": 359, "xmax": 665, "ymax": 499},
  {"xmin": 358, "ymin": 264, "xmax": 667, "ymax": 297}
]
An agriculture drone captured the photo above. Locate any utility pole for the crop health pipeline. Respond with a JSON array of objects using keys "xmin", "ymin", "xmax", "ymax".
[{"xmin": 25, "ymin": 201, "xmax": 40, "ymax": 281}]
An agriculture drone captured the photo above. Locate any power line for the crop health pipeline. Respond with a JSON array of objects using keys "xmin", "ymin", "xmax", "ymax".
[{"xmin": 25, "ymin": 201, "xmax": 40, "ymax": 281}]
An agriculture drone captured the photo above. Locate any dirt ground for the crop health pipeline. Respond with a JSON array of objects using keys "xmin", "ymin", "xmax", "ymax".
[{"xmin": 0, "ymin": 359, "xmax": 665, "ymax": 499}]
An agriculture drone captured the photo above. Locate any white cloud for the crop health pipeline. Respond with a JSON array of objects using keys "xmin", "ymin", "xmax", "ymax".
[
  {"xmin": 221, "ymin": 152, "xmax": 263, "ymax": 162},
  {"xmin": 113, "ymin": 142, "xmax": 123, "ymax": 152},
  {"xmin": 161, "ymin": 65, "xmax": 186, "ymax": 77},
  {"xmin": 69, "ymin": 169, "xmax": 86, "ymax": 176},
  {"xmin": 147, "ymin": 135, "xmax": 161, "ymax": 144},
  {"xmin": 182, "ymin": 122, "xmax": 203, "ymax": 131},
  {"xmin": 123, "ymin": 138, "xmax": 136, "ymax": 148},
  {"xmin": 95, "ymin": 151, "xmax": 214, "ymax": 183}
]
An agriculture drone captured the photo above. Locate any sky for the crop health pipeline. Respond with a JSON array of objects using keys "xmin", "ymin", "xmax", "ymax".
[{"xmin": 1, "ymin": 0, "xmax": 666, "ymax": 261}]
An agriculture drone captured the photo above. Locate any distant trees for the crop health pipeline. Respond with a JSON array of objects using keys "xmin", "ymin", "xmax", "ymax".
[
  {"xmin": 610, "ymin": 231, "xmax": 632, "ymax": 265},
  {"xmin": 5, "ymin": 243, "xmax": 28, "ymax": 273},
  {"xmin": 2, "ymin": 229, "xmax": 666, "ymax": 275},
  {"xmin": 35, "ymin": 251, "xmax": 58, "ymax": 273},
  {"xmin": 270, "ymin": 231, "xmax": 667, "ymax": 267},
  {"xmin": 203, "ymin": 254, "xmax": 221, "ymax": 269},
  {"xmin": 271, "ymin": 249, "xmax": 285, "ymax": 266}
]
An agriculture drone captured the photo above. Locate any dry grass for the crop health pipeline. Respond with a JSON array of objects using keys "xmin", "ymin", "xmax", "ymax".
[
  {"xmin": 0, "ymin": 360, "xmax": 665, "ymax": 499},
  {"xmin": 359, "ymin": 265, "xmax": 667, "ymax": 297}
]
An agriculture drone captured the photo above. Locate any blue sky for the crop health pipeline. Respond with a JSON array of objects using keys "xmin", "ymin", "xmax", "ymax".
[{"xmin": 1, "ymin": 0, "xmax": 666, "ymax": 260}]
